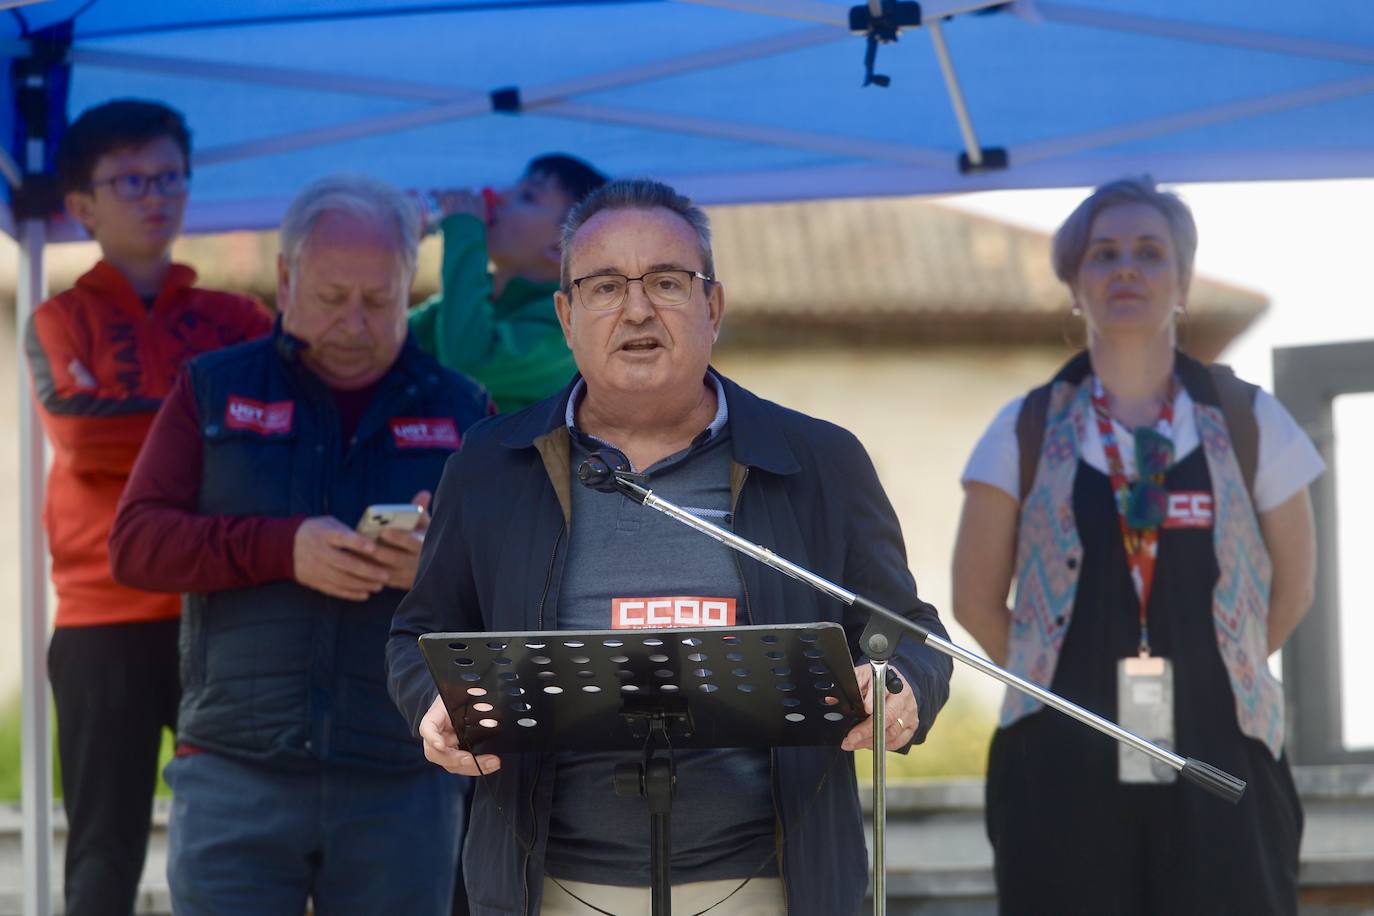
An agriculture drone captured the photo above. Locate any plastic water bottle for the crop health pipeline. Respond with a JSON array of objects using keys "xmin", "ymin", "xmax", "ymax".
[
  {"xmin": 481, "ymin": 186, "xmax": 499, "ymax": 226},
  {"xmin": 412, "ymin": 188, "xmax": 498, "ymax": 236}
]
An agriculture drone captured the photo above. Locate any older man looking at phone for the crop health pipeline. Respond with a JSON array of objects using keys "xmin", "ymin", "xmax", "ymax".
[{"xmin": 110, "ymin": 174, "xmax": 492, "ymax": 915}]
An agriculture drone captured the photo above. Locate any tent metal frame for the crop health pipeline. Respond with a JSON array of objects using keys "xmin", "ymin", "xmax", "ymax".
[
  {"xmin": 17, "ymin": 217, "xmax": 50, "ymax": 916},
  {"xmin": 15, "ymin": 93, "xmax": 51, "ymax": 916},
  {"xmin": 29, "ymin": 4, "xmax": 1370, "ymax": 196},
  {"xmin": 9, "ymin": 3, "xmax": 1374, "ymax": 913}
]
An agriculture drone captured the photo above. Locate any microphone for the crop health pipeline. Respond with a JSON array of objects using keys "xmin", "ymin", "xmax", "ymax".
[
  {"xmin": 578, "ymin": 445, "xmax": 916, "ymax": 701},
  {"xmin": 576, "ymin": 448, "xmax": 633, "ymax": 493}
]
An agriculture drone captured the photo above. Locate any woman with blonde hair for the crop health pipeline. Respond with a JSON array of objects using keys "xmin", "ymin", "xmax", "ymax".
[{"xmin": 952, "ymin": 177, "xmax": 1322, "ymax": 914}]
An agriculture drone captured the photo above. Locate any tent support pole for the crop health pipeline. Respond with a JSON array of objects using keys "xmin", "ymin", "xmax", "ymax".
[
  {"xmin": 1011, "ymin": 72, "xmax": 1374, "ymax": 166},
  {"xmin": 14, "ymin": 55, "xmax": 53, "ymax": 915},
  {"xmin": 198, "ymin": 26, "xmax": 843, "ymax": 167},
  {"xmin": 0, "ymin": 146, "xmax": 21, "ymax": 190},
  {"xmin": 69, "ymin": 47, "xmax": 480, "ymax": 102},
  {"xmin": 672, "ymin": 0, "xmax": 1008, "ymax": 25},
  {"xmin": 1038, "ymin": 2, "xmax": 1374, "ymax": 67},
  {"xmin": 926, "ymin": 19, "xmax": 982, "ymax": 168},
  {"xmin": 537, "ymin": 100, "xmax": 951, "ymax": 168},
  {"xmin": 18, "ymin": 210, "xmax": 52, "ymax": 916}
]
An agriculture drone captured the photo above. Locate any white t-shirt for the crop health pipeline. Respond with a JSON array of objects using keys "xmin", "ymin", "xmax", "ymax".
[{"xmin": 961, "ymin": 386, "xmax": 1325, "ymax": 513}]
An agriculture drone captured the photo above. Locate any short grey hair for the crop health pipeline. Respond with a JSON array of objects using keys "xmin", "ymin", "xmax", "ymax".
[
  {"xmin": 280, "ymin": 173, "xmax": 421, "ymax": 278},
  {"xmin": 560, "ymin": 178, "xmax": 714, "ymax": 293},
  {"xmin": 1051, "ymin": 176, "xmax": 1198, "ymax": 289}
]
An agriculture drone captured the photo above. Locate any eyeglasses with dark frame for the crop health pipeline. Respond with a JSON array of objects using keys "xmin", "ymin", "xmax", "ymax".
[
  {"xmin": 88, "ymin": 169, "xmax": 189, "ymax": 202},
  {"xmin": 570, "ymin": 269, "xmax": 713, "ymax": 311}
]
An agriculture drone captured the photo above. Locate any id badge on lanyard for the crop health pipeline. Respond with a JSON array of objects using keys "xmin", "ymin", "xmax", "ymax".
[
  {"xmin": 1117, "ymin": 655, "xmax": 1177, "ymax": 784},
  {"xmin": 1092, "ymin": 375, "xmax": 1179, "ymax": 785}
]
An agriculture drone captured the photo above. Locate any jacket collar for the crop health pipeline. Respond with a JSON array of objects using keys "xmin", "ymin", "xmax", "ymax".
[
  {"xmin": 501, "ymin": 367, "xmax": 801, "ymax": 476},
  {"xmin": 77, "ymin": 260, "xmax": 197, "ymax": 315}
]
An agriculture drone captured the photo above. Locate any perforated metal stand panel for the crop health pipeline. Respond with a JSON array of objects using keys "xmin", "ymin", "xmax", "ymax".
[{"xmin": 420, "ymin": 623, "xmax": 866, "ymax": 755}]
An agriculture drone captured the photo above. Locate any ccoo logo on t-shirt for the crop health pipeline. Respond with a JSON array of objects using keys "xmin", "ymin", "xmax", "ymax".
[
  {"xmin": 1162, "ymin": 491, "xmax": 1214, "ymax": 529},
  {"xmin": 612, "ymin": 596, "xmax": 737, "ymax": 629}
]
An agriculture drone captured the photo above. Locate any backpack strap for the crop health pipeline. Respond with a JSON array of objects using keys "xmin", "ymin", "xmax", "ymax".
[
  {"xmin": 1207, "ymin": 363, "xmax": 1260, "ymax": 499},
  {"xmin": 1016, "ymin": 381, "xmax": 1053, "ymax": 502},
  {"xmin": 1016, "ymin": 351, "xmax": 1091, "ymax": 502}
]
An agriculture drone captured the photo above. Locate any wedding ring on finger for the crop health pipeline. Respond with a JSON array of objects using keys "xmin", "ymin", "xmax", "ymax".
[{"xmin": 896, "ymin": 717, "xmax": 906, "ymax": 732}]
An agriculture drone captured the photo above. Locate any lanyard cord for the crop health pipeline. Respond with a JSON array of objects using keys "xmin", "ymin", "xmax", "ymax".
[{"xmin": 1090, "ymin": 374, "xmax": 1177, "ymax": 657}]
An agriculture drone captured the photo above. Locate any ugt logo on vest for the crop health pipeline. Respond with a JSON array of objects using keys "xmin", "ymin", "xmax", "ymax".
[
  {"xmin": 390, "ymin": 418, "xmax": 460, "ymax": 449},
  {"xmin": 225, "ymin": 396, "xmax": 294, "ymax": 435},
  {"xmin": 612, "ymin": 597, "xmax": 737, "ymax": 629}
]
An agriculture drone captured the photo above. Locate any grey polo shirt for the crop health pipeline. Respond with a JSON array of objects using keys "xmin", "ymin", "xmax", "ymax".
[{"xmin": 543, "ymin": 376, "xmax": 778, "ymax": 886}]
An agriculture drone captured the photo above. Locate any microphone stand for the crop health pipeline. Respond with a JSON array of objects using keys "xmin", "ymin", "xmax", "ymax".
[{"xmin": 579, "ymin": 454, "xmax": 1246, "ymax": 916}]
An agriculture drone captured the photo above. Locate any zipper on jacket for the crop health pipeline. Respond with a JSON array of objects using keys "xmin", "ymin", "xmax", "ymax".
[
  {"xmin": 535, "ymin": 526, "xmax": 563, "ymax": 631},
  {"xmin": 729, "ymin": 467, "xmax": 755, "ymax": 627},
  {"xmin": 523, "ymin": 523, "xmax": 564, "ymax": 914},
  {"xmin": 316, "ymin": 391, "xmax": 338, "ymax": 516},
  {"xmin": 771, "ymin": 748, "xmax": 788, "ymax": 913},
  {"xmin": 521, "ymin": 755, "xmax": 544, "ymax": 916},
  {"xmin": 142, "ymin": 309, "xmax": 162, "ymax": 395},
  {"xmin": 312, "ymin": 380, "xmax": 336, "ymax": 757}
]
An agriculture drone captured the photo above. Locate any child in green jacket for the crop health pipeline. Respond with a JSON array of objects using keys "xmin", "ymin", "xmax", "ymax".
[{"xmin": 408, "ymin": 154, "xmax": 606, "ymax": 412}]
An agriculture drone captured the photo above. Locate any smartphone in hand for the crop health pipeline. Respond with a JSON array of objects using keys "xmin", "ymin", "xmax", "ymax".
[{"xmin": 356, "ymin": 503, "xmax": 425, "ymax": 539}]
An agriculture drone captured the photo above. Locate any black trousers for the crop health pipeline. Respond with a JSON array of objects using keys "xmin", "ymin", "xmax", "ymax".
[
  {"xmin": 452, "ymin": 791, "xmax": 472, "ymax": 916},
  {"xmin": 49, "ymin": 619, "xmax": 181, "ymax": 916}
]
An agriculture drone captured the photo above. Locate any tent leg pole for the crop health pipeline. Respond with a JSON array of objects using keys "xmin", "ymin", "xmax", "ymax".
[
  {"xmin": 17, "ymin": 215, "xmax": 52, "ymax": 916},
  {"xmin": 927, "ymin": 19, "xmax": 984, "ymax": 168}
]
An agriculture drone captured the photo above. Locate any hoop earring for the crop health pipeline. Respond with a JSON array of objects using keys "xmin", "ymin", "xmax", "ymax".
[
  {"xmin": 1174, "ymin": 303, "xmax": 1190, "ymax": 351},
  {"xmin": 1060, "ymin": 306, "xmax": 1086, "ymax": 351}
]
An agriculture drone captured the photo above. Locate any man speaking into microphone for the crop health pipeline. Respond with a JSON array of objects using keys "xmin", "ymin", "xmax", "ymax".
[{"xmin": 386, "ymin": 178, "xmax": 952, "ymax": 916}]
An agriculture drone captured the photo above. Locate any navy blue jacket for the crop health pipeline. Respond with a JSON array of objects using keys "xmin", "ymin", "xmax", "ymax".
[
  {"xmin": 387, "ymin": 371, "xmax": 953, "ymax": 914},
  {"xmin": 179, "ymin": 328, "xmax": 491, "ymax": 770}
]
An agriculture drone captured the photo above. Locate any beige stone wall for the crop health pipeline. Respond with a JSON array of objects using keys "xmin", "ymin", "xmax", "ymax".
[
  {"xmin": 0, "ymin": 255, "xmax": 1070, "ymax": 711},
  {"xmin": 712, "ymin": 343, "xmax": 1068, "ymax": 705}
]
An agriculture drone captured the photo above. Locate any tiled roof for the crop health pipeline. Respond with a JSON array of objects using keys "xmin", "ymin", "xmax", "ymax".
[
  {"xmin": 706, "ymin": 196, "xmax": 1265, "ymax": 358},
  {"xmin": 13, "ymin": 195, "xmax": 1263, "ymax": 360}
]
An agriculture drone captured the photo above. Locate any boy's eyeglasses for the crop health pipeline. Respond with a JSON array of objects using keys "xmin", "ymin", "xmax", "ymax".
[
  {"xmin": 1123, "ymin": 425, "xmax": 1173, "ymax": 530},
  {"xmin": 89, "ymin": 169, "xmax": 189, "ymax": 202}
]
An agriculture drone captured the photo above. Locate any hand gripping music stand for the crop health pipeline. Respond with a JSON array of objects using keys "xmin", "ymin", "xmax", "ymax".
[
  {"xmin": 569, "ymin": 452, "xmax": 1248, "ymax": 916},
  {"xmin": 420, "ymin": 623, "xmax": 867, "ymax": 916}
]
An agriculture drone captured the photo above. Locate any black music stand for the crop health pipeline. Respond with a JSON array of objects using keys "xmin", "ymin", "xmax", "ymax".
[{"xmin": 421, "ymin": 622, "xmax": 865, "ymax": 916}]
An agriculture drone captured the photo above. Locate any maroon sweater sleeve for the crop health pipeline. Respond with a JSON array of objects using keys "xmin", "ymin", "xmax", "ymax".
[{"xmin": 109, "ymin": 372, "xmax": 306, "ymax": 593}]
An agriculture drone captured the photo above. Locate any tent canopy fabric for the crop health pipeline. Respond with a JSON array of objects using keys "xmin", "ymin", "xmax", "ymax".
[
  {"xmin": 1, "ymin": 0, "xmax": 1372, "ymax": 236},
  {"xmin": 4, "ymin": 2, "xmax": 1373, "ymax": 912}
]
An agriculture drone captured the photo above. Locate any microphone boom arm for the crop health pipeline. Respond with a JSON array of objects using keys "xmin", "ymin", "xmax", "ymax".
[{"xmin": 608, "ymin": 473, "xmax": 1245, "ymax": 805}]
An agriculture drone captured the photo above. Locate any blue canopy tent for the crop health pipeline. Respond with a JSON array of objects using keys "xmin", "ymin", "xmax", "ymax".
[{"xmin": 4, "ymin": 1, "xmax": 1373, "ymax": 910}]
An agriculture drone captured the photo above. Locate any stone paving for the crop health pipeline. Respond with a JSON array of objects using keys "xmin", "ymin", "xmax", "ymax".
[{"xmin": 1, "ymin": 768, "xmax": 1370, "ymax": 915}]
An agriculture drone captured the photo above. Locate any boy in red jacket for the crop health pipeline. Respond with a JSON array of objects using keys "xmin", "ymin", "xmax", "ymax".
[{"xmin": 23, "ymin": 99, "xmax": 271, "ymax": 915}]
